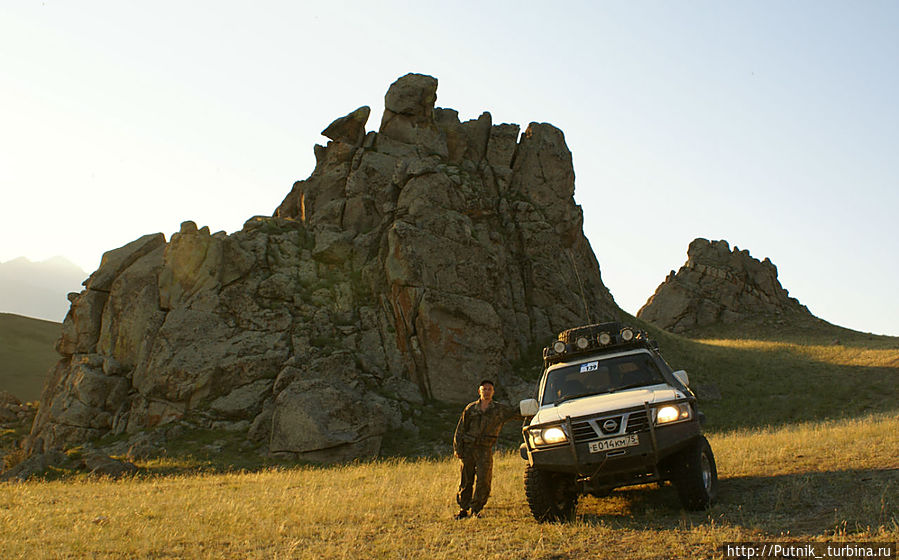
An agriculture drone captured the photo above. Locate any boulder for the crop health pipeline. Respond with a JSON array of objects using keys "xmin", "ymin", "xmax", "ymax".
[
  {"xmin": 0, "ymin": 392, "xmax": 26, "ymax": 425},
  {"xmin": 96, "ymin": 245, "xmax": 166, "ymax": 368},
  {"xmin": 378, "ymin": 73, "xmax": 446, "ymax": 158},
  {"xmin": 209, "ymin": 379, "xmax": 272, "ymax": 419},
  {"xmin": 321, "ymin": 106, "xmax": 370, "ymax": 146},
  {"xmin": 0, "ymin": 450, "xmax": 71, "ymax": 482},
  {"xmin": 383, "ymin": 73, "xmax": 438, "ymax": 118},
  {"xmin": 269, "ymin": 378, "xmax": 390, "ymax": 462},
  {"xmin": 0, "ymin": 391, "xmax": 21, "ymax": 408},
  {"xmin": 0, "ymin": 406, "xmax": 18, "ymax": 424},
  {"xmin": 81, "ymin": 452, "xmax": 138, "ymax": 478},
  {"xmin": 56, "ymin": 289, "xmax": 108, "ymax": 356},
  {"xmin": 84, "ymin": 233, "xmax": 166, "ymax": 292}
]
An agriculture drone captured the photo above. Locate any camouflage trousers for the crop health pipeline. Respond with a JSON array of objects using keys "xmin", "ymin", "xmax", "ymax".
[{"xmin": 456, "ymin": 445, "xmax": 494, "ymax": 513}]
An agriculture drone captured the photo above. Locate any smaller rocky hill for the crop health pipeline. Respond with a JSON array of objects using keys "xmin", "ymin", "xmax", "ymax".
[{"xmin": 637, "ymin": 238, "xmax": 813, "ymax": 333}]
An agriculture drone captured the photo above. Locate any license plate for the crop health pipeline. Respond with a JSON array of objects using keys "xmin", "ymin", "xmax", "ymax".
[{"xmin": 589, "ymin": 434, "xmax": 639, "ymax": 453}]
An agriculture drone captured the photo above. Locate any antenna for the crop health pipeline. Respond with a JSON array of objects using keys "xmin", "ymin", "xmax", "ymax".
[{"xmin": 565, "ymin": 248, "xmax": 593, "ymax": 324}]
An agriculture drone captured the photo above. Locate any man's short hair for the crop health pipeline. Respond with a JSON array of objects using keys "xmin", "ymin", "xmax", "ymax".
[{"xmin": 479, "ymin": 379, "xmax": 495, "ymax": 388}]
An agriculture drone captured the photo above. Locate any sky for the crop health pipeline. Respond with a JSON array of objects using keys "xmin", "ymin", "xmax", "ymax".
[{"xmin": 1, "ymin": 1, "xmax": 897, "ymax": 335}]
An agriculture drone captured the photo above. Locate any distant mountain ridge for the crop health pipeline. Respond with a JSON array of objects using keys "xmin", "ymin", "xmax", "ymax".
[{"xmin": 0, "ymin": 257, "xmax": 87, "ymax": 322}]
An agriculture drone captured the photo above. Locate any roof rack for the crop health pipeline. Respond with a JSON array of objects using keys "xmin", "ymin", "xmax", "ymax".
[{"xmin": 543, "ymin": 323, "xmax": 658, "ymax": 366}]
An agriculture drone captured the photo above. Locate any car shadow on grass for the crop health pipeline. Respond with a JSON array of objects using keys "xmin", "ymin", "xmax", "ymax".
[{"xmin": 576, "ymin": 467, "xmax": 898, "ymax": 536}]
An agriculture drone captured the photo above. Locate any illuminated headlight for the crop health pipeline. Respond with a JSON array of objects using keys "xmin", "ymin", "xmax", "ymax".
[
  {"xmin": 552, "ymin": 341, "xmax": 566, "ymax": 354},
  {"xmin": 528, "ymin": 426, "xmax": 568, "ymax": 447},
  {"xmin": 620, "ymin": 328, "xmax": 634, "ymax": 342},
  {"xmin": 655, "ymin": 404, "xmax": 691, "ymax": 425},
  {"xmin": 598, "ymin": 332, "xmax": 612, "ymax": 345},
  {"xmin": 575, "ymin": 336, "xmax": 589, "ymax": 350}
]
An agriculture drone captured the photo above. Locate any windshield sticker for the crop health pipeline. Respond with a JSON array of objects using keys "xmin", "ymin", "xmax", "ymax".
[{"xmin": 580, "ymin": 361, "xmax": 599, "ymax": 373}]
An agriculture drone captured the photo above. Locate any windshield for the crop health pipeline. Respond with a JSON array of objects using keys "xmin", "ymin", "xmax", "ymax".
[{"xmin": 541, "ymin": 352, "xmax": 666, "ymax": 406}]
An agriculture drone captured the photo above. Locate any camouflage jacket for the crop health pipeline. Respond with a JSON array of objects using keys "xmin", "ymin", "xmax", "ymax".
[{"xmin": 453, "ymin": 400, "xmax": 523, "ymax": 454}]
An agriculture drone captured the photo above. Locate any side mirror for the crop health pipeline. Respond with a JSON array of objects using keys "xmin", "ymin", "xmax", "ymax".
[
  {"xmin": 520, "ymin": 398, "xmax": 539, "ymax": 417},
  {"xmin": 673, "ymin": 370, "xmax": 689, "ymax": 387}
]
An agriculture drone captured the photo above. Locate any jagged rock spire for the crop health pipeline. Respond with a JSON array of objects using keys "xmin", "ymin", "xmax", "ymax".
[{"xmin": 27, "ymin": 74, "xmax": 620, "ymax": 462}]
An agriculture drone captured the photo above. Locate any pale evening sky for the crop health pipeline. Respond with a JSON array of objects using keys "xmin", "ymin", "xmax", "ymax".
[{"xmin": 1, "ymin": 1, "xmax": 897, "ymax": 336}]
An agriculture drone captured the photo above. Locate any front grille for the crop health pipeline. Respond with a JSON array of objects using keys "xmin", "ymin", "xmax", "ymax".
[
  {"xmin": 598, "ymin": 416, "xmax": 623, "ymax": 435},
  {"xmin": 626, "ymin": 411, "xmax": 649, "ymax": 433},
  {"xmin": 571, "ymin": 421, "xmax": 596, "ymax": 442},
  {"xmin": 570, "ymin": 410, "xmax": 650, "ymax": 443}
]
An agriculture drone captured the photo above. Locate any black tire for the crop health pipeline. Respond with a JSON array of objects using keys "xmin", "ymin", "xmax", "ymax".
[
  {"xmin": 672, "ymin": 436, "xmax": 718, "ymax": 510},
  {"xmin": 524, "ymin": 466, "xmax": 578, "ymax": 522}
]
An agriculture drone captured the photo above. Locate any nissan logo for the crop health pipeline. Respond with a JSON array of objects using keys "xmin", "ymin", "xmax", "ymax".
[{"xmin": 602, "ymin": 419, "xmax": 618, "ymax": 432}]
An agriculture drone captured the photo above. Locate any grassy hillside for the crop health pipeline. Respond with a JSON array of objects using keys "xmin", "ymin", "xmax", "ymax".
[
  {"xmin": 1, "ymin": 414, "xmax": 895, "ymax": 558},
  {"xmin": 616, "ymin": 315, "xmax": 898, "ymax": 432},
  {"xmin": 0, "ymin": 313, "xmax": 60, "ymax": 402},
  {"xmin": 384, "ymin": 315, "xmax": 899, "ymax": 456}
]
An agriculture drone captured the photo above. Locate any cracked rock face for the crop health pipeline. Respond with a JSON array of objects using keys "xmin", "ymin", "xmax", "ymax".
[
  {"xmin": 27, "ymin": 73, "xmax": 619, "ymax": 462},
  {"xmin": 637, "ymin": 238, "xmax": 811, "ymax": 333}
]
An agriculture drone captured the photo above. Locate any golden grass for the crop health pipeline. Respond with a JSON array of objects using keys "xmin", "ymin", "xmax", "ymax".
[
  {"xmin": 2, "ymin": 414, "xmax": 896, "ymax": 559},
  {"xmin": 697, "ymin": 339, "xmax": 899, "ymax": 369},
  {"xmin": 713, "ymin": 413, "xmax": 899, "ymax": 476}
]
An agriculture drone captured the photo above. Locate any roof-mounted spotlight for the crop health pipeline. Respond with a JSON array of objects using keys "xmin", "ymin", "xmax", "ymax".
[
  {"xmin": 575, "ymin": 336, "xmax": 589, "ymax": 350},
  {"xmin": 598, "ymin": 332, "xmax": 612, "ymax": 345},
  {"xmin": 620, "ymin": 328, "xmax": 635, "ymax": 342},
  {"xmin": 552, "ymin": 340, "xmax": 566, "ymax": 354}
]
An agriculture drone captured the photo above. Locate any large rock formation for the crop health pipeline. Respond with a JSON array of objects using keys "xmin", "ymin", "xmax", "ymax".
[
  {"xmin": 25, "ymin": 73, "xmax": 619, "ymax": 462},
  {"xmin": 637, "ymin": 238, "xmax": 811, "ymax": 333}
]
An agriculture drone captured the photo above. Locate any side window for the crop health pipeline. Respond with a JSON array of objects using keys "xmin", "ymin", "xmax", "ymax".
[{"xmin": 542, "ymin": 373, "xmax": 562, "ymax": 404}]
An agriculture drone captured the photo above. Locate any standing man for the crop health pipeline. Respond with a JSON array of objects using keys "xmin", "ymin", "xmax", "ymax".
[{"xmin": 452, "ymin": 379, "xmax": 523, "ymax": 519}]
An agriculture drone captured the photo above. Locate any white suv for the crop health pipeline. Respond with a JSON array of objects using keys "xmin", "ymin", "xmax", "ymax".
[{"xmin": 518, "ymin": 323, "xmax": 718, "ymax": 522}]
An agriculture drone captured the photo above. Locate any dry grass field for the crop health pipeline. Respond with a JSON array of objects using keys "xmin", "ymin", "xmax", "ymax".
[
  {"xmin": 2, "ymin": 315, "xmax": 897, "ymax": 558},
  {"xmin": 1, "ymin": 413, "xmax": 896, "ymax": 559}
]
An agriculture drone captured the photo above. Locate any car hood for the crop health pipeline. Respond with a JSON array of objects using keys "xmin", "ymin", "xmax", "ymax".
[{"xmin": 530, "ymin": 384, "xmax": 685, "ymax": 426}]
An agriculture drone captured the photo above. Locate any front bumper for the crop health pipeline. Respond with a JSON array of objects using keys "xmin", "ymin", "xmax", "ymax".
[{"xmin": 522, "ymin": 399, "xmax": 701, "ymax": 480}]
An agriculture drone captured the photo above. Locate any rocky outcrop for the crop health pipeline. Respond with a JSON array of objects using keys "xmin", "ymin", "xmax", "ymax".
[
  {"xmin": 0, "ymin": 391, "xmax": 27, "ymax": 425},
  {"xmin": 0, "ymin": 449, "xmax": 137, "ymax": 482},
  {"xmin": 1, "ymin": 392, "xmax": 39, "ymax": 477},
  {"xmin": 24, "ymin": 73, "xmax": 619, "ymax": 462},
  {"xmin": 637, "ymin": 238, "xmax": 811, "ymax": 333}
]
